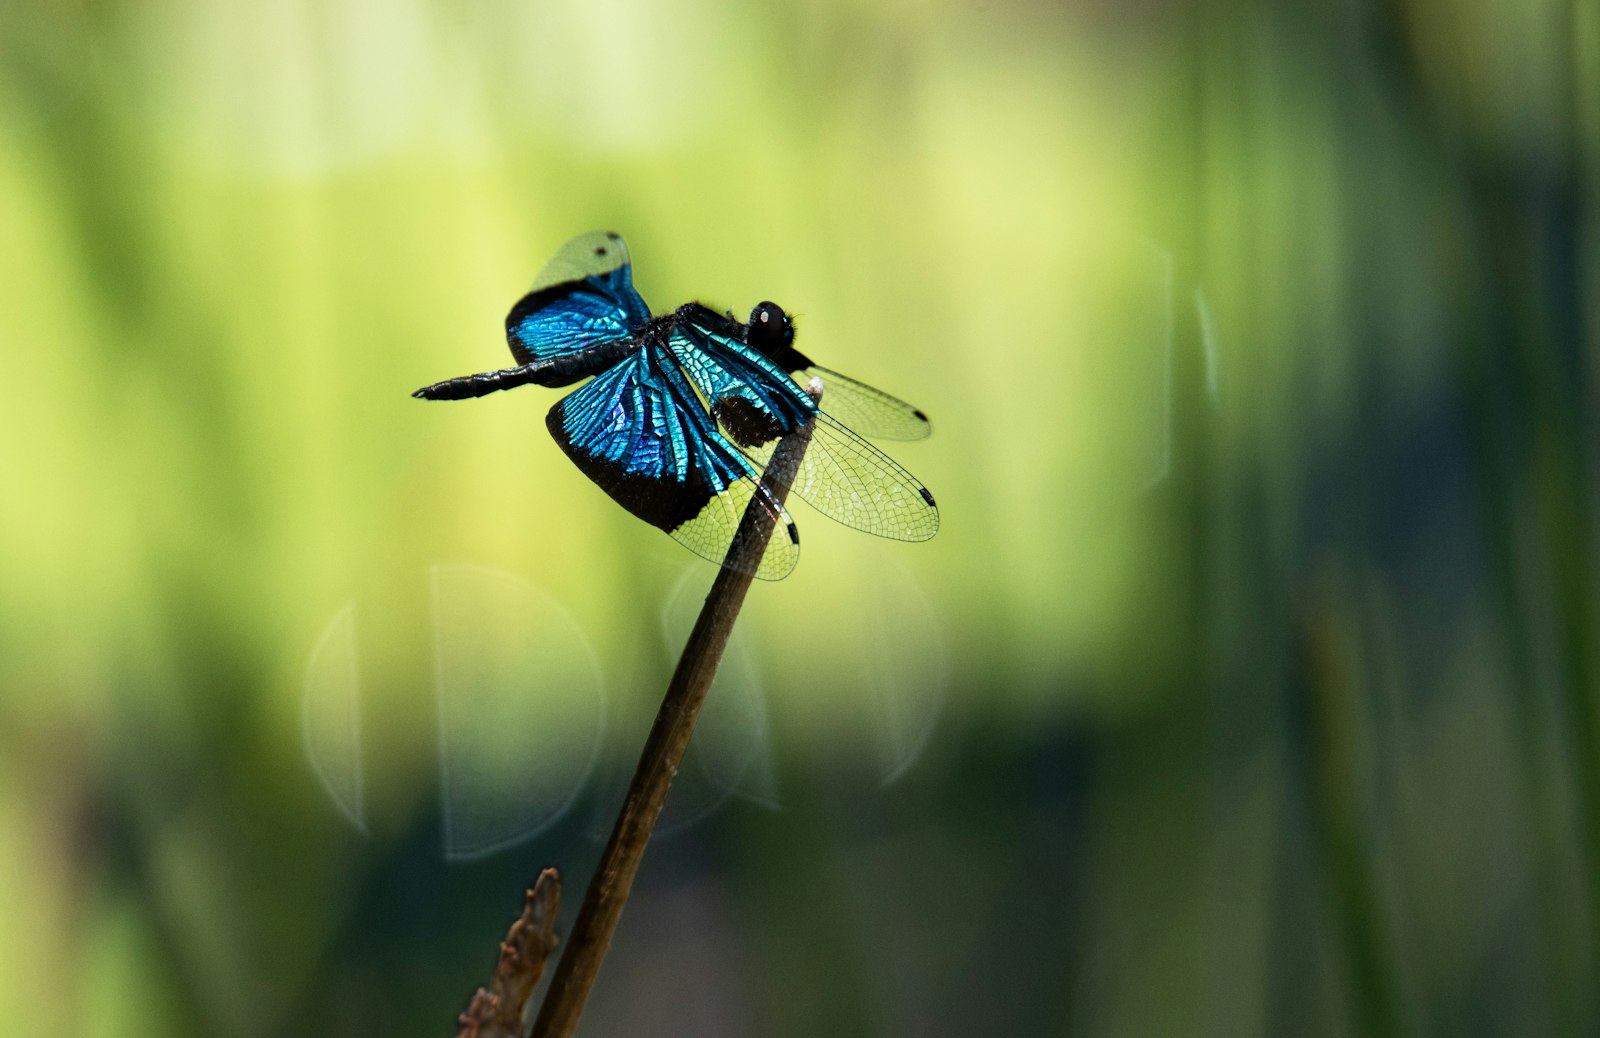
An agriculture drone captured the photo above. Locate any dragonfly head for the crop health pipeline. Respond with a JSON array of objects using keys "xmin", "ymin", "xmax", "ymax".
[{"xmin": 747, "ymin": 301, "xmax": 795, "ymax": 354}]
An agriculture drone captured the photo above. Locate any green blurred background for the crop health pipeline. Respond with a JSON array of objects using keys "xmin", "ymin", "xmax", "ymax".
[{"xmin": 2, "ymin": 0, "xmax": 1597, "ymax": 1034}]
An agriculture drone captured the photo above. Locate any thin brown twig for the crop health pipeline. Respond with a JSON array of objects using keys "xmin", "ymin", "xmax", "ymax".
[
  {"xmin": 529, "ymin": 379, "xmax": 824, "ymax": 1038},
  {"xmin": 455, "ymin": 868, "xmax": 563, "ymax": 1038}
]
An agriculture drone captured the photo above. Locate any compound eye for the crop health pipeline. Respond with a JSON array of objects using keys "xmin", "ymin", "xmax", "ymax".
[
  {"xmin": 745, "ymin": 301, "xmax": 795, "ymax": 358},
  {"xmin": 750, "ymin": 301, "xmax": 787, "ymax": 328}
]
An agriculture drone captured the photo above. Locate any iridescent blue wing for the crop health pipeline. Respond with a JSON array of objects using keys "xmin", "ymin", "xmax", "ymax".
[
  {"xmin": 505, "ymin": 231, "xmax": 652, "ymax": 378},
  {"xmin": 671, "ymin": 314, "xmax": 940, "ymax": 543},
  {"xmin": 415, "ymin": 231, "xmax": 646, "ymax": 400},
  {"xmin": 668, "ymin": 306, "xmax": 817, "ymax": 446},
  {"xmin": 545, "ymin": 344, "xmax": 800, "ymax": 580}
]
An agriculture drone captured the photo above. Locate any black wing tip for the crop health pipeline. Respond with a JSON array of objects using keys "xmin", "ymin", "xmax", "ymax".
[
  {"xmin": 913, "ymin": 408, "xmax": 928, "ymax": 421},
  {"xmin": 919, "ymin": 487, "xmax": 936, "ymax": 507},
  {"xmin": 786, "ymin": 521, "xmax": 799, "ymax": 545}
]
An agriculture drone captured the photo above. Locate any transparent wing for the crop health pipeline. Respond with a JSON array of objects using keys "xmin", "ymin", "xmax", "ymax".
[
  {"xmin": 730, "ymin": 303, "xmax": 932, "ymax": 441},
  {"xmin": 664, "ymin": 461, "xmax": 801, "ymax": 581},
  {"xmin": 546, "ymin": 346, "xmax": 799, "ymax": 580},
  {"xmin": 671, "ymin": 314, "xmax": 938, "ymax": 543},
  {"xmin": 505, "ymin": 231, "xmax": 653, "ymax": 370},
  {"xmin": 527, "ymin": 231, "xmax": 636, "ymax": 294},
  {"xmin": 741, "ymin": 411, "xmax": 939, "ymax": 542},
  {"xmin": 794, "ymin": 364, "xmax": 932, "ymax": 441}
]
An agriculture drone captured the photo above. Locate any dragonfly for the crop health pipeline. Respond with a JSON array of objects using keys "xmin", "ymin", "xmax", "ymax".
[{"xmin": 413, "ymin": 231, "xmax": 939, "ymax": 580}]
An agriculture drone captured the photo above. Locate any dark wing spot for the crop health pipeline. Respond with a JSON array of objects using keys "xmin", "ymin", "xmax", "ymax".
[
  {"xmin": 606, "ymin": 232, "xmax": 621, "ymax": 240},
  {"xmin": 785, "ymin": 522, "xmax": 799, "ymax": 545},
  {"xmin": 594, "ymin": 246, "xmax": 608, "ymax": 256},
  {"xmin": 919, "ymin": 487, "xmax": 936, "ymax": 506},
  {"xmin": 913, "ymin": 408, "xmax": 928, "ymax": 421}
]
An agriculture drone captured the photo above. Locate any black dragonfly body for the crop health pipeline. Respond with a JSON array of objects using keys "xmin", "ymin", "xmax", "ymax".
[{"xmin": 414, "ymin": 232, "xmax": 938, "ymax": 579}]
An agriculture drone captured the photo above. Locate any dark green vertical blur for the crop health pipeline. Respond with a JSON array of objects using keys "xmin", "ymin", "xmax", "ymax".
[{"xmin": 1, "ymin": 0, "xmax": 1596, "ymax": 1034}]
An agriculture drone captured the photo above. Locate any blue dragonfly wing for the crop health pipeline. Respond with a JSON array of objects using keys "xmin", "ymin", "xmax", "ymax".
[
  {"xmin": 506, "ymin": 231, "xmax": 653, "ymax": 371},
  {"xmin": 672, "ymin": 318, "xmax": 940, "ymax": 542},
  {"xmin": 545, "ymin": 346, "xmax": 800, "ymax": 580},
  {"xmin": 667, "ymin": 315, "xmax": 815, "ymax": 448}
]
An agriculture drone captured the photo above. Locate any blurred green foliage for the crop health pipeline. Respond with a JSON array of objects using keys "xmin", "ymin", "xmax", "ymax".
[{"xmin": 1, "ymin": 0, "xmax": 1597, "ymax": 1034}]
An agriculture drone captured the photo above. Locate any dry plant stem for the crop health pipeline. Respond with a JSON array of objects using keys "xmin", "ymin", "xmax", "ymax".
[
  {"xmin": 530, "ymin": 380, "xmax": 823, "ymax": 1038},
  {"xmin": 456, "ymin": 868, "xmax": 562, "ymax": 1038}
]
